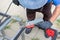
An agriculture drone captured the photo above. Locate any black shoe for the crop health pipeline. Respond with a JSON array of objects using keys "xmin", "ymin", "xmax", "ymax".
[{"xmin": 25, "ymin": 28, "xmax": 32, "ymax": 34}]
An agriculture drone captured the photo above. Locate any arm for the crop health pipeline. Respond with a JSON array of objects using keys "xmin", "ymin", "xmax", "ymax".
[
  {"xmin": 50, "ymin": 5, "xmax": 60, "ymax": 23},
  {"xmin": 35, "ymin": 5, "xmax": 60, "ymax": 29}
]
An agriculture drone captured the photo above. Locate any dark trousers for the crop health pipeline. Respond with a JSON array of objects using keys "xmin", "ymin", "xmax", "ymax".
[{"xmin": 26, "ymin": 2, "xmax": 52, "ymax": 21}]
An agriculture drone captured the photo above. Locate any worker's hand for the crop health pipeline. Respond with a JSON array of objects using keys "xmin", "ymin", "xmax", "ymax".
[
  {"xmin": 35, "ymin": 21, "xmax": 52, "ymax": 29},
  {"xmin": 13, "ymin": 0, "xmax": 20, "ymax": 6},
  {"xmin": 45, "ymin": 28, "xmax": 58, "ymax": 40}
]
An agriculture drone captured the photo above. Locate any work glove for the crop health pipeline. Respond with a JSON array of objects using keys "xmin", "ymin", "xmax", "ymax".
[
  {"xmin": 35, "ymin": 21, "xmax": 52, "ymax": 30},
  {"xmin": 45, "ymin": 28, "xmax": 58, "ymax": 40},
  {"xmin": 13, "ymin": 0, "xmax": 20, "ymax": 6}
]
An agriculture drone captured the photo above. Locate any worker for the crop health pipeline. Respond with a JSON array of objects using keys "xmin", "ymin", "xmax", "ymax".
[{"xmin": 13, "ymin": 0, "xmax": 60, "ymax": 39}]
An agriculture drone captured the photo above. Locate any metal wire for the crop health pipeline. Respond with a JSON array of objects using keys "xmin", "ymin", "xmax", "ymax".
[{"xmin": 0, "ymin": 1, "xmax": 13, "ymax": 23}]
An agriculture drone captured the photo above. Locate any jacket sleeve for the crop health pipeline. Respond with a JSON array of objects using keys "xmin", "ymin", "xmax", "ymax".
[{"xmin": 53, "ymin": 0, "xmax": 60, "ymax": 6}]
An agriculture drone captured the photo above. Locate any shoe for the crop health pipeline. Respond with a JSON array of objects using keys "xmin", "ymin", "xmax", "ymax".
[
  {"xmin": 25, "ymin": 28, "xmax": 32, "ymax": 34},
  {"xmin": 25, "ymin": 23, "xmax": 34, "ymax": 34}
]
